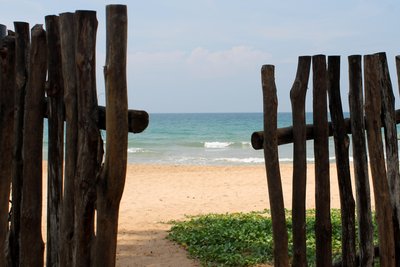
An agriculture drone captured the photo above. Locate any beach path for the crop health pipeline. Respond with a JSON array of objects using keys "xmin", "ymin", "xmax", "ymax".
[{"xmin": 40, "ymin": 162, "xmax": 365, "ymax": 266}]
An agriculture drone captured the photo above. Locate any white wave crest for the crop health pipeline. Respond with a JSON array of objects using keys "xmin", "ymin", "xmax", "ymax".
[
  {"xmin": 127, "ymin": 147, "xmax": 146, "ymax": 153},
  {"xmin": 204, "ymin": 142, "xmax": 233, "ymax": 149},
  {"xmin": 216, "ymin": 157, "xmax": 264, "ymax": 164},
  {"xmin": 241, "ymin": 141, "xmax": 252, "ymax": 147},
  {"xmin": 279, "ymin": 158, "xmax": 293, "ymax": 163}
]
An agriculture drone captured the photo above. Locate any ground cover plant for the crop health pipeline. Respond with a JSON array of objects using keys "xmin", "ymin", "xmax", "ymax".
[{"xmin": 168, "ymin": 209, "xmax": 378, "ymax": 266}]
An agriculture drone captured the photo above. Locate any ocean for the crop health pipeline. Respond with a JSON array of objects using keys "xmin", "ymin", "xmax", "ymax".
[
  {"xmin": 42, "ymin": 112, "xmax": 353, "ymax": 165},
  {"xmin": 124, "ymin": 112, "xmax": 339, "ymax": 165}
]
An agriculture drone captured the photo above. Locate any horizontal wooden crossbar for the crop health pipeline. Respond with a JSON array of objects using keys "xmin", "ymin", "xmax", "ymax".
[
  {"xmin": 251, "ymin": 109, "xmax": 400, "ymax": 150},
  {"xmin": 43, "ymin": 97, "xmax": 149, "ymax": 134}
]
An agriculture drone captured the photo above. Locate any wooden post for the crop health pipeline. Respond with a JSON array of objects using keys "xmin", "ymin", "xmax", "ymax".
[
  {"xmin": 59, "ymin": 12, "xmax": 77, "ymax": 267},
  {"xmin": 396, "ymin": 56, "xmax": 400, "ymax": 92},
  {"xmin": 376, "ymin": 52, "xmax": 400, "ymax": 263},
  {"xmin": 73, "ymin": 11, "xmax": 103, "ymax": 267},
  {"xmin": 251, "ymin": 110, "xmax": 400, "ymax": 149},
  {"xmin": 20, "ymin": 24, "xmax": 46, "ymax": 267},
  {"xmin": 261, "ymin": 65, "xmax": 289, "ymax": 267},
  {"xmin": 45, "ymin": 15, "xmax": 64, "ymax": 267},
  {"xmin": 0, "ymin": 28, "xmax": 6, "ymax": 266},
  {"xmin": 0, "ymin": 25, "xmax": 5, "ymax": 39},
  {"xmin": 290, "ymin": 56, "xmax": 311, "ymax": 267},
  {"xmin": 94, "ymin": 5, "xmax": 128, "ymax": 266},
  {"xmin": 327, "ymin": 56, "xmax": 356, "ymax": 266},
  {"xmin": 9, "ymin": 22, "xmax": 29, "ymax": 267},
  {"xmin": 364, "ymin": 54, "xmax": 395, "ymax": 266},
  {"xmin": 348, "ymin": 55, "xmax": 374, "ymax": 267},
  {"xmin": 312, "ymin": 55, "xmax": 332, "ymax": 267},
  {"xmin": 0, "ymin": 32, "xmax": 15, "ymax": 266}
]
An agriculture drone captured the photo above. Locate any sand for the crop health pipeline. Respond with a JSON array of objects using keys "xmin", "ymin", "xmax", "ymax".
[
  {"xmin": 38, "ymin": 162, "xmax": 371, "ymax": 266},
  {"xmin": 114, "ymin": 163, "xmax": 370, "ymax": 266}
]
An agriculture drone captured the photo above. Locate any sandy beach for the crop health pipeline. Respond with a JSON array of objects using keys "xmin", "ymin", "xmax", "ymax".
[{"xmin": 112, "ymin": 163, "xmax": 369, "ymax": 266}]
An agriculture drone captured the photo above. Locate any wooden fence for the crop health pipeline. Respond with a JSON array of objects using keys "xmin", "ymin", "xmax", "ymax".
[
  {"xmin": 252, "ymin": 53, "xmax": 400, "ymax": 266},
  {"xmin": 0, "ymin": 5, "xmax": 148, "ymax": 267}
]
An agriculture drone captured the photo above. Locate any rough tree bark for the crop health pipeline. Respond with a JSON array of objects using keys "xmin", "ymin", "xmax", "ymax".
[
  {"xmin": 396, "ymin": 56, "xmax": 400, "ymax": 92},
  {"xmin": 348, "ymin": 55, "xmax": 374, "ymax": 267},
  {"xmin": 0, "ymin": 25, "xmax": 5, "ymax": 37},
  {"xmin": 327, "ymin": 56, "xmax": 356, "ymax": 266},
  {"xmin": 364, "ymin": 54, "xmax": 395, "ymax": 267},
  {"xmin": 45, "ymin": 15, "xmax": 64, "ymax": 267},
  {"xmin": 9, "ymin": 21, "xmax": 29, "ymax": 267},
  {"xmin": 376, "ymin": 52, "xmax": 400, "ymax": 264},
  {"xmin": 19, "ymin": 24, "xmax": 46, "ymax": 267},
  {"xmin": 59, "ymin": 12, "xmax": 77, "ymax": 267},
  {"xmin": 312, "ymin": 55, "xmax": 332, "ymax": 267},
  {"xmin": 261, "ymin": 65, "xmax": 289, "ymax": 267},
  {"xmin": 290, "ymin": 56, "xmax": 311, "ymax": 267},
  {"xmin": 0, "ymin": 32, "xmax": 15, "ymax": 267},
  {"xmin": 94, "ymin": 5, "xmax": 129, "ymax": 266},
  {"xmin": 251, "ymin": 111, "xmax": 400, "ymax": 149},
  {"xmin": 73, "ymin": 11, "xmax": 103, "ymax": 267}
]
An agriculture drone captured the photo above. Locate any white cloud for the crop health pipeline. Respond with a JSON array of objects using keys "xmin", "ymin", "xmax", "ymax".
[
  {"xmin": 131, "ymin": 50, "xmax": 186, "ymax": 66},
  {"xmin": 130, "ymin": 46, "xmax": 270, "ymax": 79},
  {"xmin": 186, "ymin": 46, "xmax": 271, "ymax": 77}
]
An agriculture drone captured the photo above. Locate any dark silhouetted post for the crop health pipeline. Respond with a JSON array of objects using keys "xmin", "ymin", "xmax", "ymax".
[
  {"xmin": 261, "ymin": 65, "xmax": 289, "ymax": 267},
  {"xmin": 9, "ymin": 22, "xmax": 30, "ymax": 267},
  {"xmin": 45, "ymin": 15, "xmax": 64, "ymax": 267},
  {"xmin": 327, "ymin": 56, "xmax": 356, "ymax": 266},
  {"xmin": 376, "ymin": 52, "xmax": 400, "ymax": 264},
  {"xmin": 290, "ymin": 56, "xmax": 311, "ymax": 267},
  {"xmin": 59, "ymin": 12, "xmax": 77, "ymax": 267},
  {"xmin": 312, "ymin": 55, "xmax": 332, "ymax": 267},
  {"xmin": 0, "ymin": 30, "xmax": 15, "ymax": 266},
  {"xmin": 364, "ymin": 54, "xmax": 395, "ymax": 267},
  {"xmin": 94, "ymin": 5, "xmax": 129, "ymax": 266},
  {"xmin": 73, "ymin": 11, "xmax": 103, "ymax": 267},
  {"xmin": 348, "ymin": 55, "xmax": 374, "ymax": 267},
  {"xmin": 20, "ymin": 24, "xmax": 46, "ymax": 267}
]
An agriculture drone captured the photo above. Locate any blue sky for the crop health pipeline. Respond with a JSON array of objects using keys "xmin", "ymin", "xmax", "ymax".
[{"xmin": 1, "ymin": 0, "xmax": 399, "ymax": 113}]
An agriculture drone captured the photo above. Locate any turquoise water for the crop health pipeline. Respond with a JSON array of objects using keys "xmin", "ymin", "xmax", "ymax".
[
  {"xmin": 125, "ymin": 112, "xmax": 338, "ymax": 165},
  {"xmin": 127, "ymin": 113, "xmax": 265, "ymax": 165},
  {"xmin": 42, "ymin": 112, "xmax": 355, "ymax": 165}
]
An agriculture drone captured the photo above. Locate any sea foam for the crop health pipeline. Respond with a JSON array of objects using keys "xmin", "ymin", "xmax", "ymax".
[
  {"xmin": 216, "ymin": 157, "xmax": 264, "ymax": 164},
  {"xmin": 127, "ymin": 147, "xmax": 146, "ymax": 153},
  {"xmin": 204, "ymin": 142, "xmax": 233, "ymax": 149}
]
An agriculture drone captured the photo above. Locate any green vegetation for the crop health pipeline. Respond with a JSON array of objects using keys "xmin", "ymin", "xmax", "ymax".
[{"xmin": 167, "ymin": 209, "xmax": 378, "ymax": 266}]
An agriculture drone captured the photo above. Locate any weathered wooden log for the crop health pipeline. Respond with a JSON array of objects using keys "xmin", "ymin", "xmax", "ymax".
[
  {"xmin": 94, "ymin": 5, "xmax": 129, "ymax": 266},
  {"xmin": 0, "ymin": 25, "xmax": 5, "ymax": 38},
  {"xmin": 377, "ymin": 52, "xmax": 400, "ymax": 263},
  {"xmin": 9, "ymin": 21, "xmax": 29, "ymax": 267},
  {"xmin": 251, "ymin": 109, "xmax": 400, "ymax": 150},
  {"xmin": 73, "ymin": 11, "xmax": 103, "ymax": 267},
  {"xmin": 20, "ymin": 24, "xmax": 46, "ymax": 267},
  {"xmin": 364, "ymin": 54, "xmax": 396, "ymax": 266},
  {"xmin": 396, "ymin": 56, "xmax": 400, "ymax": 92},
  {"xmin": 45, "ymin": 15, "xmax": 64, "ymax": 267},
  {"xmin": 261, "ymin": 65, "xmax": 289, "ymax": 267},
  {"xmin": 327, "ymin": 56, "xmax": 356, "ymax": 266},
  {"xmin": 0, "ymin": 25, "xmax": 8, "ymax": 265},
  {"xmin": 348, "ymin": 55, "xmax": 374, "ymax": 267},
  {"xmin": 290, "ymin": 56, "xmax": 311, "ymax": 267},
  {"xmin": 59, "ymin": 12, "xmax": 76, "ymax": 267},
  {"xmin": 43, "ymin": 98, "xmax": 149, "ymax": 134},
  {"xmin": 312, "ymin": 55, "xmax": 332, "ymax": 267},
  {"xmin": 0, "ymin": 33, "xmax": 15, "ymax": 266},
  {"xmin": 97, "ymin": 105, "xmax": 149, "ymax": 134}
]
